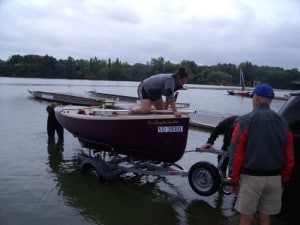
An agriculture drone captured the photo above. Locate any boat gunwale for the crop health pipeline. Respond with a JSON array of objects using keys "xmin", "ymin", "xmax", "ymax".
[{"xmin": 55, "ymin": 107, "xmax": 191, "ymax": 121}]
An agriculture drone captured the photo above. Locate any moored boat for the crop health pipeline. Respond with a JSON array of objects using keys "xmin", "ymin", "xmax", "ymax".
[
  {"xmin": 227, "ymin": 70, "xmax": 251, "ymax": 97},
  {"xmin": 227, "ymin": 89, "xmax": 251, "ymax": 97},
  {"xmin": 55, "ymin": 106, "xmax": 191, "ymax": 163},
  {"xmin": 87, "ymin": 90, "xmax": 138, "ymax": 102},
  {"xmin": 28, "ymin": 90, "xmax": 114, "ymax": 106}
]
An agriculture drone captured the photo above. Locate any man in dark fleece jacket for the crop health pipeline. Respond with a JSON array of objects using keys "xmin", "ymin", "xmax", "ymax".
[{"xmin": 228, "ymin": 83, "xmax": 294, "ymax": 225}]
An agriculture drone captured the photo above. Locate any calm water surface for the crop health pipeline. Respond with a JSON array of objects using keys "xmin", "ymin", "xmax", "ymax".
[{"xmin": 0, "ymin": 77, "xmax": 289, "ymax": 225}]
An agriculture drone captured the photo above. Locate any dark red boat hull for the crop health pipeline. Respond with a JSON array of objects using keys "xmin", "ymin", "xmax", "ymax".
[{"xmin": 56, "ymin": 111, "xmax": 190, "ymax": 163}]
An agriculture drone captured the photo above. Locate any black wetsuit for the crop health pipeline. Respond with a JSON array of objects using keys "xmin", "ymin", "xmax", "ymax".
[
  {"xmin": 206, "ymin": 115, "xmax": 239, "ymax": 174},
  {"xmin": 47, "ymin": 105, "xmax": 64, "ymax": 140}
]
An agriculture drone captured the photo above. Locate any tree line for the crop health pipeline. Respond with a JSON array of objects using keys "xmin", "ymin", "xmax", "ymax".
[{"xmin": 0, "ymin": 54, "xmax": 299, "ymax": 89}]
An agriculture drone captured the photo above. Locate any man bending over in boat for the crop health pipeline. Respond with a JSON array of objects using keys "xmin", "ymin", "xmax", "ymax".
[{"xmin": 130, "ymin": 66, "xmax": 189, "ymax": 117}]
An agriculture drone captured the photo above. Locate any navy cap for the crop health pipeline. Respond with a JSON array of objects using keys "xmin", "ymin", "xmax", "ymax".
[{"xmin": 250, "ymin": 83, "xmax": 274, "ymax": 99}]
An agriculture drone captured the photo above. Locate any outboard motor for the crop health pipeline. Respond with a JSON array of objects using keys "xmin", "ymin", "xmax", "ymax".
[{"xmin": 277, "ymin": 91, "xmax": 300, "ymax": 224}]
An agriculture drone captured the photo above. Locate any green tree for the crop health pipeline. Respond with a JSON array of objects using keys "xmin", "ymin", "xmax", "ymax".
[
  {"xmin": 149, "ymin": 57, "xmax": 165, "ymax": 74},
  {"xmin": 1, "ymin": 54, "xmax": 299, "ymax": 89},
  {"xmin": 65, "ymin": 56, "xmax": 76, "ymax": 78},
  {"xmin": 207, "ymin": 71, "xmax": 232, "ymax": 85}
]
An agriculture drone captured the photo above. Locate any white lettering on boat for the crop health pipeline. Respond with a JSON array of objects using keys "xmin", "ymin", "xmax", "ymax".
[
  {"xmin": 148, "ymin": 120, "xmax": 179, "ymax": 126},
  {"xmin": 158, "ymin": 126, "xmax": 183, "ymax": 133}
]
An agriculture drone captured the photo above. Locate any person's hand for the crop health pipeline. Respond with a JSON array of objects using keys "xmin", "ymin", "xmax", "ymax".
[
  {"xmin": 174, "ymin": 111, "xmax": 182, "ymax": 117},
  {"xmin": 201, "ymin": 143, "xmax": 213, "ymax": 149},
  {"xmin": 230, "ymin": 184, "xmax": 239, "ymax": 195}
]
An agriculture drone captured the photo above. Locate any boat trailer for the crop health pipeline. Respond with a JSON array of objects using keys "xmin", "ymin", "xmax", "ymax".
[{"xmin": 78, "ymin": 147, "xmax": 231, "ymax": 196}]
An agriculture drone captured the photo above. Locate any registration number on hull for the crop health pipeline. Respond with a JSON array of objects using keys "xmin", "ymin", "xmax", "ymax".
[{"xmin": 158, "ymin": 126, "xmax": 183, "ymax": 133}]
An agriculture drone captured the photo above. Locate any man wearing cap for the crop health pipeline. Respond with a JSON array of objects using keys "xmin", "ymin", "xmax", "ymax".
[{"xmin": 228, "ymin": 83, "xmax": 294, "ymax": 225}]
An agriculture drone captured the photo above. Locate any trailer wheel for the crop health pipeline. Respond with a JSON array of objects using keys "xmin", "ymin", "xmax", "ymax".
[
  {"xmin": 82, "ymin": 164, "xmax": 100, "ymax": 180},
  {"xmin": 188, "ymin": 161, "xmax": 221, "ymax": 196}
]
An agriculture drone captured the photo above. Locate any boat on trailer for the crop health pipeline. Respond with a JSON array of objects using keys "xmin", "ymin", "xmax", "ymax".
[
  {"xmin": 55, "ymin": 106, "xmax": 192, "ymax": 162},
  {"xmin": 55, "ymin": 105, "xmax": 230, "ymax": 196}
]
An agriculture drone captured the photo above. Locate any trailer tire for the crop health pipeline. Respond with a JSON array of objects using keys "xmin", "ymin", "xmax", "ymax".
[
  {"xmin": 188, "ymin": 161, "xmax": 221, "ymax": 196},
  {"xmin": 82, "ymin": 165, "xmax": 100, "ymax": 180}
]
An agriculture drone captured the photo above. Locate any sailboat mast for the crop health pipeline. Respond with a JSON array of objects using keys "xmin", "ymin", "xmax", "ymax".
[{"xmin": 240, "ymin": 69, "xmax": 245, "ymax": 91}]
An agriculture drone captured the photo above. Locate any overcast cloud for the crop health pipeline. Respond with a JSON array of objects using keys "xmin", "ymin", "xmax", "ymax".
[{"xmin": 0, "ymin": 0, "xmax": 299, "ymax": 69}]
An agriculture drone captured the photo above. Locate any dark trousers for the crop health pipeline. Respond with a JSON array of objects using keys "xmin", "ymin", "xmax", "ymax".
[
  {"xmin": 47, "ymin": 118, "xmax": 64, "ymax": 140},
  {"xmin": 217, "ymin": 155, "xmax": 229, "ymax": 176}
]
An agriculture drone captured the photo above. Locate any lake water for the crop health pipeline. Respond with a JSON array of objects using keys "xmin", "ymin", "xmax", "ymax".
[{"xmin": 0, "ymin": 77, "xmax": 290, "ymax": 225}]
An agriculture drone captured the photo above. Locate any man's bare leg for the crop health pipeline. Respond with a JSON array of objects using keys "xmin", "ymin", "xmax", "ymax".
[
  {"xmin": 131, "ymin": 99, "xmax": 152, "ymax": 114},
  {"xmin": 239, "ymin": 214, "xmax": 254, "ymax": 225},
  {"xmin": 258, "ymin": 213, "xmax": 270, "ymax": 225}
]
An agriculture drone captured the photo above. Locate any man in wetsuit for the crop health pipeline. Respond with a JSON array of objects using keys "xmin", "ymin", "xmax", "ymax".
[
  {"xmin": 46, "ymin": 102, "xmax": 63, "ymax": 140},
  {"xmin": 201, "ymin": 115, "xmax": 239, "ymax": 177}
]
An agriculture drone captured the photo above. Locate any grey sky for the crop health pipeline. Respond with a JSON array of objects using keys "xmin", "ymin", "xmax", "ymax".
[{"xmin": 0, "ymin": 0, "xmax": 299, "ymax": 69}]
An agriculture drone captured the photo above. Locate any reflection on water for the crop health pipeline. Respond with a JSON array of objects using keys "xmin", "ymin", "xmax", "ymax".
[
  {"xmin": 46, "ymin": 136, "xmax": 239, "ymax": 225},
  {"xmin": 47, "ymin": 138, "xmax": 64, "ymax": 174},
  {"xmin": 186, "ymin": 199, "xmax": 226, "ymax": 225}
]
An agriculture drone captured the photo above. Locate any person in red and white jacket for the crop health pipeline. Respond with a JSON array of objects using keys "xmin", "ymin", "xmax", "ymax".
[{"xmin": 228, "ymin": 83, "xmax": 294, "ymax": 225}]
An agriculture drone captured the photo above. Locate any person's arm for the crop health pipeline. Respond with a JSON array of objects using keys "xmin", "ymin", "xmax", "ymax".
[
  {"xmin": 281, "ymin": 129, "xmax": 294, "ymax": 185},
  {"xmin": 46, "ymin": 105, "xmax": 53, "ymax": 114},
  {"xmin": 206, "ymin": 119, "xmax": 228, "ymax": 145},
  {"xmin": 164, "ymin": 78, "xmax": 181, "ymax": 117},
  {"xmin": 228, "ymin": 121, "xmax": 247, "ymax": 186},
  {"xmin": 201, "ymin": 128, "xmax": 221, "ymax": 149},
  {"xmin": 169, "ymin": 101, "xmax": 182, "ymax": 117},
  {"xmin": 165, "ymin": 92, "xmax": 179, "ymax": 109},
  {"xmin": 201, "ymin": 118, "xmax": 228, "ymax": 149}
]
